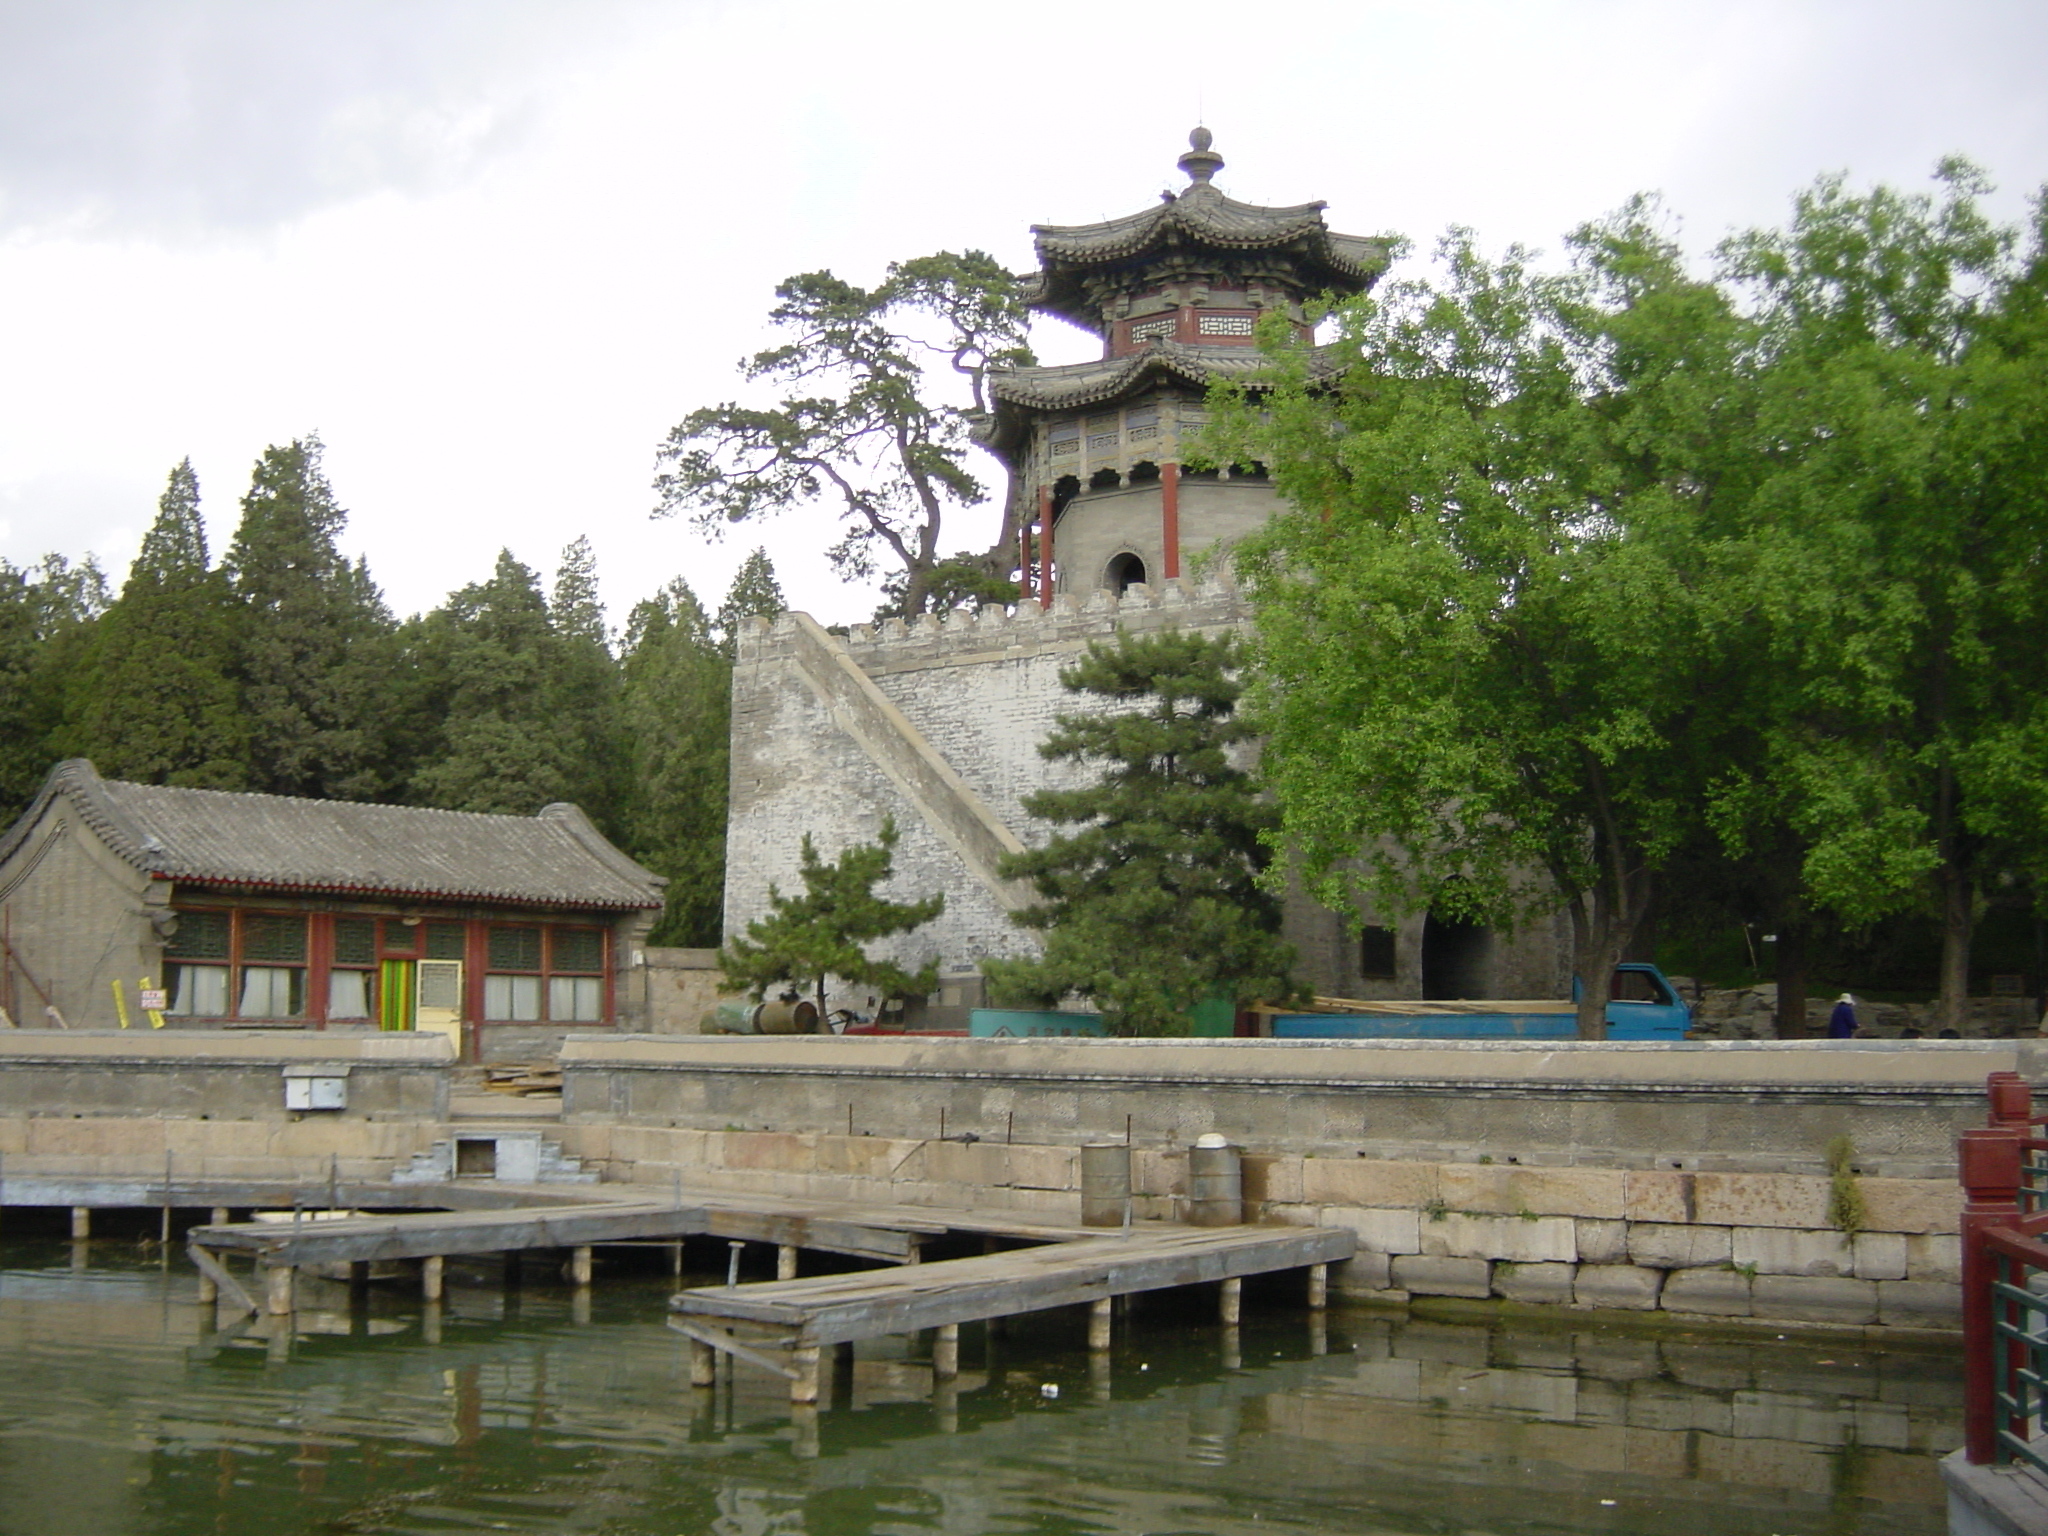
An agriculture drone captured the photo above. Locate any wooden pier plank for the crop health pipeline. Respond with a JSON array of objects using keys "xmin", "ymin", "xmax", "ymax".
[
  {"xmin": 670, "ymin": 1225, "xmax": 1355, "ymax": 1347},
  {"xmin": 192, "ymin": 1200, "xmax": 925, "ymax": 1266}
]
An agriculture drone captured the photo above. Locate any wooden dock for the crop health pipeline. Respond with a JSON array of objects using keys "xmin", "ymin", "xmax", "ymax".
[
  {"xmin": 669, "ymin": 1222, "xmax": 1356, "ymax": 1402},
  {"xmin": 183, "ymin": 1185, "xmax": 1102, "ymax": 1318}
]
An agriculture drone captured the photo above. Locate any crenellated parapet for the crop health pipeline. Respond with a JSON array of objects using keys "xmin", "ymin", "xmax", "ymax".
[{"xmin": 735, "ymin": 576, "xmax": 1252, "ymax": 671}]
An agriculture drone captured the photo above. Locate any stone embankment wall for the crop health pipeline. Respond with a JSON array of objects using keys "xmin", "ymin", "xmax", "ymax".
[
  {"xmin": 560, "ymin": 1034, "xmax": 2041, "ymax": 1332},
  {"xmin": 0, "ymin": 1031, "xmax": 453, "ymax": 1184}
]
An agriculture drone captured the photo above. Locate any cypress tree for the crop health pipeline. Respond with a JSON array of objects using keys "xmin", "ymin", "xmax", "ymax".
[
  {"xmin": 64, "ymin": 459, "xmax": 248, "ymax": 789},
  {"xmin": 618, "ymin": 577, "xmax": 730, "ymax": 945},
  {"xmin": 712, "ymin": 547, "xmax": 786, "ymax": 659},
  {"xmin": 224, "ymin": 438, "xmax": 394, "ymax": 799},
  {"xmin": 0, "ymin": 553, "xmax": 112, "ymax": 815}
]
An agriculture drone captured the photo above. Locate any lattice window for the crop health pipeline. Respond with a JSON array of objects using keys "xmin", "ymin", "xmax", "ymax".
[
  {"xmin": 243, "ymin": 912, "xmax": 307, "ymax": 963},
  {"xmin": 1130, "ymin": 316, "xmax": 1175, "ymax": 341},
  {"xmin": 489, "ymin": 926, "xmax": 543, "ymax": 971},
  {"xmin": 552, "ymin": 928, "xmax": 604, "ymax": 973},
  {"xmin": 166, "ymin": 910, "xmax": 230, "ymax": 960},
  {"xmin": 1198, "ymin": 314, "xmax": 1256, "ymax": 336},
  {"xmin": 1087, "ymin": 433, "xmax": 1120, "ymax": 451},
  {"xmin": 333, "ymin": 917, "xmax": 376, "ymax": 966},
  {"xmin": 425, "ymin": 922, "xmax": 465, "ymax": 959},
  {"xmin": 1051, "ymin": 439, "xmax": 1079, "ymax": 456}
]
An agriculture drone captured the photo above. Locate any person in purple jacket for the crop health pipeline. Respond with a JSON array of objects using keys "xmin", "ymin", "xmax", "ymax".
[{"xmin": 1827, "ymin": 993, "xmax": 1859, "ymax": 1038}]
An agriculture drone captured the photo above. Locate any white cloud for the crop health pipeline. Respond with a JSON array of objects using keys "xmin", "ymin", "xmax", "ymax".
[{"xmin": 0, "ymin": 0, "xmax": 2043, "ymax": 625}]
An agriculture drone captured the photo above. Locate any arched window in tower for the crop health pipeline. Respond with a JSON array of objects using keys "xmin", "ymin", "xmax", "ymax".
[
  {"xmin": 1051, "ymin": 475, "xmax": 1081, "ymax": 516},
  {"xmin": 1105, "ymin": 553, "xmax": 1147, "ymax": 595},
  {"xmin": 1128, "ymin": 460, "xmax": 1161, "ymax": 484},
  {"xmin": 1088, "ymin": 467, "xmax": 1122, "ymax": 491}
]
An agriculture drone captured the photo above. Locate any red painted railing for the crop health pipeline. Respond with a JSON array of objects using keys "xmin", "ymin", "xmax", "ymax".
[{"xmin": 1961, "ymin": 1070, "xmax": 2048, "ymax": 1469}]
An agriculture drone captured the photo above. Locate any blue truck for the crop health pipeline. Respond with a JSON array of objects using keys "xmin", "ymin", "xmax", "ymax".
[{"xmin": 1260, "ymin": 963, "xmax": 1693, "ymax": 1040}]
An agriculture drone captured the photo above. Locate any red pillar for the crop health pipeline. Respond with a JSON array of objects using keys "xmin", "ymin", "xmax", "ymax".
[
  {"xmin": 1160, "ymin": 463, "xmax": 1182, "ymax": 581},
  {"xmin": 1038, "ymin": 484, "xmax": 1055, "ymax": 609},
  {"xmin": 1018, "ymin": 507, "xmax": 1035, "ymax": 602},
  {"xmin": 1988, "ymin": 1071, "xmax": 2033, "ymax": 1128},
  {"xmin": 1961, "ymin": 1120, "xmax": 2026, "ymax": 1463}
]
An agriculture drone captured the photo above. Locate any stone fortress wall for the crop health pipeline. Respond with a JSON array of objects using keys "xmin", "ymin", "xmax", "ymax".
[{"xmin": 723, "ymin": 577, "xmax": 1567, "ymax": 1012}]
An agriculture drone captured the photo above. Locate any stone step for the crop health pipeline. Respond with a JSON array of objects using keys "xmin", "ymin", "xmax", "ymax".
[{"xmin": 449, "ymin": 1093, "xmax": 561, "ymax": 1122}]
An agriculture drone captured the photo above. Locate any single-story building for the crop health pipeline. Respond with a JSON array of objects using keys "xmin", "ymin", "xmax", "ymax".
[{"xmin": 0, "ymin": 759, "xmax": 666, "ymax": 1060}]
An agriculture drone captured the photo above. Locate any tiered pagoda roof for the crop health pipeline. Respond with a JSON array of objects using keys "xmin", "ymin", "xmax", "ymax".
[{"xmin": 979, "ymin": 130, "xmax": 1385, "ymax": 451}]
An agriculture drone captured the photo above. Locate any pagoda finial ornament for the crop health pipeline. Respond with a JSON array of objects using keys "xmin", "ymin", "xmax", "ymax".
[{"xmin": 1177, "ymin": 126, "xmax": 1223, "ymax": 187}]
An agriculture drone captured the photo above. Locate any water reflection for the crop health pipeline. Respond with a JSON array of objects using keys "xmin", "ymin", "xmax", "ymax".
[{"xmin": 0, "ymin": 1239, "xmax": 1958, "ymax": 1535}]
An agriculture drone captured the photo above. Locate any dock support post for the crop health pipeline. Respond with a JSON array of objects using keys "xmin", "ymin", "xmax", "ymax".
[
  {"xmin": 933, "ymin": 1323, "xmax": 959, "ymax": 1380},
  {"xmin": 265, "ymin": 1263, "xmax": 296, "ymax": 1316},
  {"xmin": 777, "ymin": 1244, "xmax": 797, "ymax": 1281},
  {"xmin": 1219, "ymin": 1276, "xmax": 1242, "ymax": 1327},
  {"xmin": 1308, "ymin": 1263, "xmax": 1328, "ymax": 1310},
  {"xmin": 210, "ymin": 1207, "xmax": 229, "ymax": 1226},
  {"xmin": 422, "ymin": 1301, "xmax": 443, "ymax": 1345},
  {"xmin": 570, "ymin": 1246, "xmax": 594, "ymax": 1287},
  {"xmin": 790, "ymin": 1346, "xmax": 822, "ymax": 1405},
  {"xmin": 503, "ymin": 1252, "xmax": 521, "ymax": 1291},
  {"xmin": 688, "ymin": 1337, "xmax": 716, "ymax": 1388},
  {"xmin": 422, "ymin": 1255, "xmax": 444, "ymax": 1301},
  {"xmin": 70, "ymin": 1206, "xmax": 89, "ymax": 1240},
  {"xmin": 1090, "ymin": 1349, "xmax": 1112, "ymax": 1404},
  {"xmin": 1088, "ymin": 1297, "xmax": 1113, "ymax": 1352},
  {"xmin": 792, "ymin": 1402, "xmax": 821, "ymax": 1458},
  {"xmin": 196, "ymin": 1268, "xmax": 218, "ymax": 1304},
  {"xmin": 348, "ymin": 1261, "xmax": 370, "ymax": 1306}
]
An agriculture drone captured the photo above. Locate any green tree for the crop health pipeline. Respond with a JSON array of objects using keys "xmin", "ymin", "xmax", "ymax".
[
  {"xmin": 1716, "ymin": 164, "xmax": 2048, "ymax": 1031},
  {"xmin": 711, "ymin": 547, "xmax": 786, "ymax": 659},
  {"xmin": 719, "ymin": 818, "xmax": 944, "ymax": 1013},
  {"xmin": 982, "ymin": 629, "xmax": 1296, "ymax": 1036},
  {"xmin": 405, "ymin": 549, "xmax": 620, "ymax": 821},
  {"xmin": 653, "ymin": 251, "xmax": 1033, "ymax": 616},
  {"xmin": 1216, "ymin": 210, "xmax": 1752, "ymax": 1038},
  {"xmin": 0, "ymin": 552, "xmax": 112, "ymax": 814},
  {"xmin": 63, "ymin": 459, "xmax": 248, "ymax": 789},
  {"xmin": 618, "ymin": 576, "xmax": 731, "ymax": 945},
  {"xmin": 549, "ymin": 534, "xmax": 610, "ymax": 651},
  {"xmin": 224, "ymin": 438, "xmax": 394, "ymax": 799}
]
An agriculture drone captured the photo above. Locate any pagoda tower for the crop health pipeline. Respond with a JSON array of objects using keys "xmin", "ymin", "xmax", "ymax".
[{"xmin": 979, "ymin": 129, "xmax": 1387, "ymax": 601}]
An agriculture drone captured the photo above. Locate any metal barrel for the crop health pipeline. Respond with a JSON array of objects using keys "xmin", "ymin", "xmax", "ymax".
[
  {"xmin": 1079, "ymin": 1143, "xmax": 1131, "ymax": 1227},
  {"xmin": 752, "ymin": 998, "xmax": 821, "ymax": 1034},
  {"xmin": 1187, "ymin": 1140, "xmax": 1243, "ymax": 1226}
]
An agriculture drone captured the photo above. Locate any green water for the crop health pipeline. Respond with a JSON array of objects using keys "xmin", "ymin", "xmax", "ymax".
[{"xmin": 0, "ymin": 1237, "xmax": 1959, "ymax": 1536}]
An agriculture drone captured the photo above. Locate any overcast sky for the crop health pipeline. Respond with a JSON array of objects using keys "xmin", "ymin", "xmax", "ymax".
[{"xmin": 2, "ymin": 0, "xmax": 2044, "ymax": 629}]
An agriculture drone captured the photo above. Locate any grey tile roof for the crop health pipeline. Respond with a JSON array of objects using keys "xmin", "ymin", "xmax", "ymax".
[
  {"xmin": 9, "ymin": 760, "xmax": 665, "ymax": 910},
  {"xmin": 987, "ymin": 340, "xmax": 1347, "ymax": 414},
  {"xmin": 1024, "ymin": 183, "xmax": 1389, "ymax": 333}
]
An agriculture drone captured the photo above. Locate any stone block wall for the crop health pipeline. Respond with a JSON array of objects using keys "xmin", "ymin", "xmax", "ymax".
[
  {"xmin": 726, "ymin": 582, "xmax": 1254, "ymax": 994},
  {"xmin": 0, "ymin": 1031, "xmax": 454, "ymax": 1185},
  {"xmin": 560, "ymin": 1033, "xmax": 2036, "ymax": 1332}
]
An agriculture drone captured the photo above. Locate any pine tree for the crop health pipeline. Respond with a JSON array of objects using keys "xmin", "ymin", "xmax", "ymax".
[
  {"xmin": 617, "ymin": 577, "xmax": 731, "ymax": 945},
  {"xmin": 224, "ymin": 438, "xmax": 394, "ymax": 799},
  {"xmin": 64, "ymin": 460, "xmax": 248, "ymax": 789},
  {"xmin": 719, "ymin": 818, "xmax": 943, "ymax": 1012},
  {"xmin": 712, "ymin": 548, "xmax": 786, "ymax": 659},
  {"xmin": 545, "ymin": 535, "xmax": 627, "ymax": 830},
  {"xmin": 982, "ymin": 629, "xmax": 1296, "ymax": 1035}
]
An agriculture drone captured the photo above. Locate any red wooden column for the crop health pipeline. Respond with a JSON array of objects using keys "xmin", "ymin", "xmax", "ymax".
[
  {"xmin": 1961, "ymin": 1119, "xmax": 2026, "ymax": 1462},
  {"xmin": 1018, "ymin": 504, "xmax": 1036, "ymax": 603},
  {"xmin": 1038, "ymin": 484, "xmax": 1055, "ymax": 609},
  {"xmin": 1160, "ymin": 463, "xmax": 1182, "ymax": 580}
]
